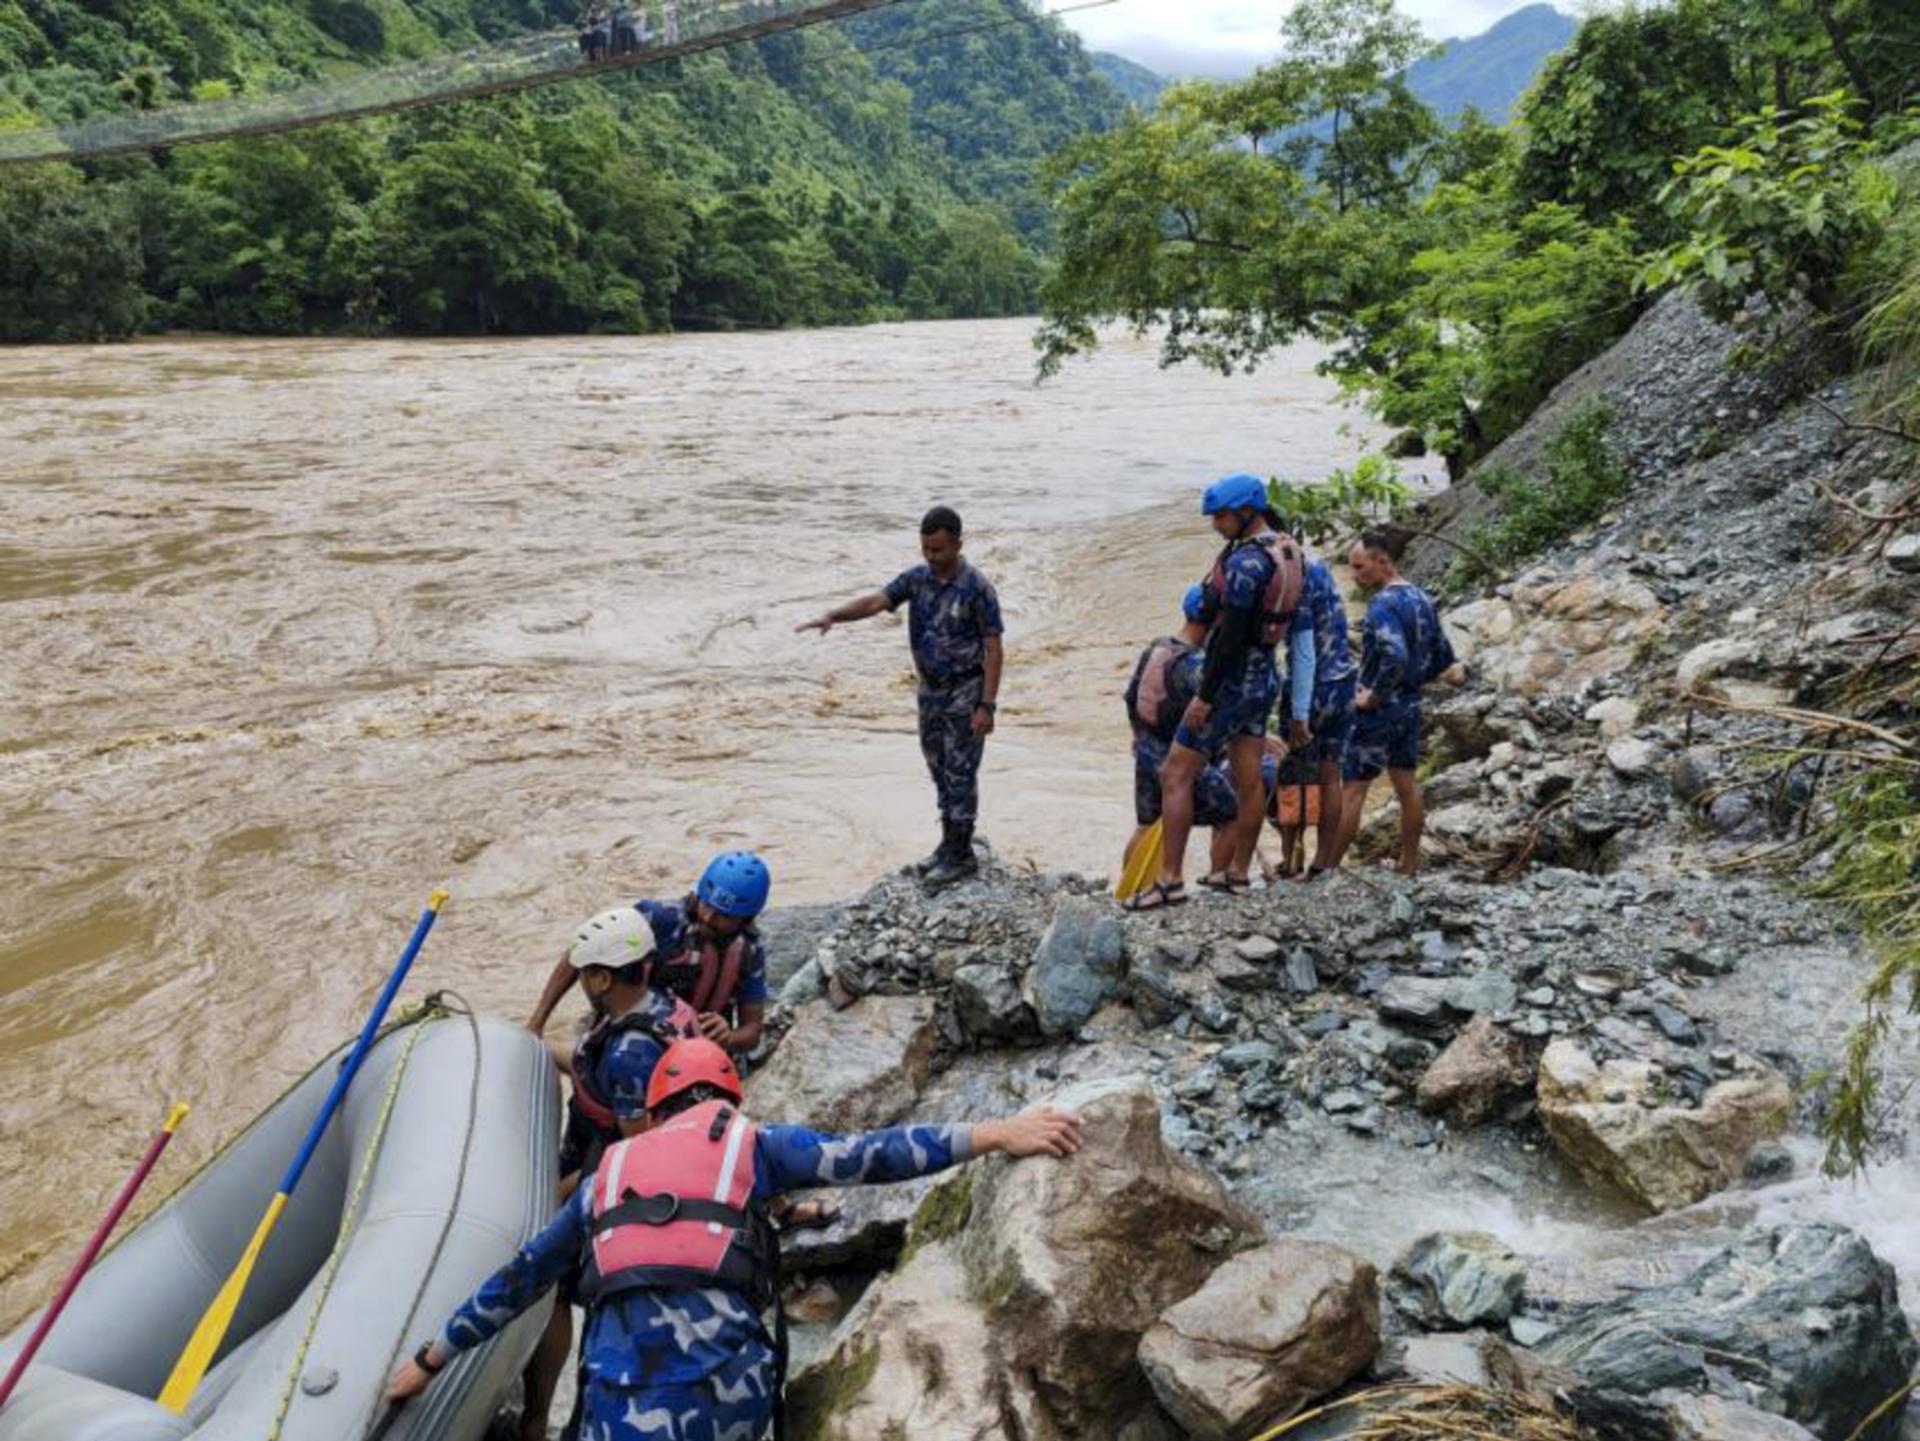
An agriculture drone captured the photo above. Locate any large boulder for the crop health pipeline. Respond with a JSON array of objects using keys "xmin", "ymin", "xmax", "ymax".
[
  {"xmin": 1023, "ymin": 899, "xmax": 1127, "ymax": 1036},
  {"xmin": 1537, "ymin": 1224, "xmax": 1918, "ymax": 1441},
  {"xmin": 750, "ymin": 996, "xmax": 936, "ymax": 1131},
  {"xmin": 1388, "ymin": 1232, "xmax": 1526, "ymax": 1331},
  {"xmin": 1444, "ymin": 572, "xmax": 1666, "ymax": 700},
  {"xmin": 1416, "ymin": 1015, "xmax": 1529, "ymax": 1126},
  {"xmin": 1137, "ymin": 1240, "xmax": 1379, "ymax": 1441},
  {"xmin": 1535, "ymin": 1039, "xmax": 1789, "ymax": 1212},
  {"xmin": 788, "ymin": 1075, "xmax": 1263, "ymax": 1438}
]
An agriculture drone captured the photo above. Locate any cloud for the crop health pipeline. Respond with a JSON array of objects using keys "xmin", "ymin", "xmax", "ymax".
[{"xmin": 1062, "ymin": 0, "xmax": 1562, "ymax": 79}]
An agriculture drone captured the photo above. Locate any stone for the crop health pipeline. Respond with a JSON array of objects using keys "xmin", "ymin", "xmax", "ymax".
[
  {"xmin": 1886, "ymin": 532, "xmax": 1920, "ymax": 574},
  {"xmin": 1235, "ymin": 934, "xmax": 1283, "ymax": 962},
  {"xmin": 791, "ymin": 1075, "xmax": 1262, "ymax": 1439},
  {"xmin": 1137, "ymin": 1241, "xmax": 1379, "ymax": 1441},
  {"xmin": 1376, "ymin": 976, "xmax": 1453, "ymax": 1031},
  {"xmin": 1536, "ymin": 1039, "xmax": 1791, "ymax": 1213},
  {"xmin": 950, "ymin": 961, "xmax": 1030, "ymax": 1042},
  {"xmin": 1389, "ymin": 1231, "xmax": 1527, "ymax": 1330},
  {"xmin": 779, "ymin": 957, "xmax": 827, "ymax": 1009},
  {"xmin": 1669, "ymin": 747, "xmax": 1719, "ymax": 803},
  {"xmin": 777, "ymin": 1175, "xmax": 938, "ymax": 1273},
  {"xmin": 1675, "ymin": 635, "xmax": 1791, "ymax": 706},
  {"xmin": 1538, "ymin": 1225, "xmax": 1918, "ymax": 1441},
  {"xmin": 1218, "ymin": 1041, "xmax": 1280, "ymax": 1074},
  {"xmin": 1127, "ymin": 967, "xmax": 1185, "ymax": 1027},
  {"xmin": 1649, "ymin": 1002, "xmax": 1699, "ymax": 1044},
  {"xmin": 1707, "ymin": 791, "xmax": 1757, "ymax": 833},
  {"xmin": 1416, "ymin": 1015, "xmax": 1529, "ymax": 1127},
  {"xmin": 1584, "ymin": 696, "xmax": 1640, "ymax": 738},
  {"xmin": 1399, "ymin": 1332, "xmax": 1491, "ymax": 1388},
  {"xmin": 1284, "ymin": 950, "xmax": 1320, "ymax": 994},
  {"xmin": 751, "ymin": 996, "xmax": 936, "ymax": 1131},
  {"xmin": 1663, "ymin": 1394, "xmax": 1819, "ymax": 1441},
  {"xmin": 1445, "ymin": 969, "xmax": 1519, "ymax": 1016},
  {"xmin": 1023, "ymin": 899, "xmax": 1126, "ymax": 1036},
  {"xmin": 1321, "ymin": 1088, "xmax": 1366, "ymax": 1115},
  {"xmin": 1605, "ymin": 737, "xmax": 1657, "ymax": 778}
]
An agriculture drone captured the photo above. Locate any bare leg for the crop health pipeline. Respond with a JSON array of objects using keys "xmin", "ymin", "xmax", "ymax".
[
  {"xmin": 1329, "ymin": 774, "xmax": 1373, "ymax": 868},
  {"xmin": 1157, "ymin": 745, "xmax": 1206, "ymax": 885},
  {"xmin": 1313, "ymin": 760, "xmax": 1344, "ymax": 870},
  {"xmin": 1225, "ymin": 735, "xmax": 1265, "ymax": 878},
  {"xmin": 1208, "ymin": 825, "xmax": 1234, "ymax": 874},
  {"xmin": 1387, "ymin": 767, "xmax": 1425, "ymax": 874},
  {"xmin": 521, "ymin": 1301, "xmax": 572, "ymax": 1441}
]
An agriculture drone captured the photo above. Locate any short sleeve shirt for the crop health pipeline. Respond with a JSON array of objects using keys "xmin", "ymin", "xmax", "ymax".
[
  {"xmin": 589, "ymin": 989, "xmax": 689, "ymax": 1124},
  {"xmin": 882, "ymin": 561, "xmax": 1004, "ymax": 691},
  {"xmin": 635, "ymin": 898, "xmax": 770, "ymax": 1008},
  {"xmin": 1302, "ymin": 559, "xmax": 1356, "ymax": 692},
  {"xmin": 1359, "ymin": 581, "xmax": 1454, "ymax": 702}
]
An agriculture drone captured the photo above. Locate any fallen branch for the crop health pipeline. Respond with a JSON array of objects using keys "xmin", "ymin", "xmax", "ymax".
[
  {"xmin": 1385, "ymin": 521, "xmax": 1510, "ymax": 583},
  {"xmin": 1684, "ymin": 692, "xmax": 1920, "ymax": 756},
  {"xmin": 1813, "ymin": 394, "xmax": 1920, "ymax": 448}
]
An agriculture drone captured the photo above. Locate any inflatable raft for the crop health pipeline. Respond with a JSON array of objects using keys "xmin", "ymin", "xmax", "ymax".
[{"xmin": 0, "ymin": 1008, "xmax": 558, "ymax": 1441}]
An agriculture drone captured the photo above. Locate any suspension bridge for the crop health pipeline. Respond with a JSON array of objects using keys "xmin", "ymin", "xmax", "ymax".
[{"xmin": 0, "ymin": 0, "xmax": 913, "ymax": 168}]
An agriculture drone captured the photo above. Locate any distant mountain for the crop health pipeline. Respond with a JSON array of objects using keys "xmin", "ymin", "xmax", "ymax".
[
  {"xmin": 1404, "ymin": 3, "xmax": 1578, "ymax": 123},
  {"xmin": 1091, "ymin": 51, "xmax": 1167, "ymax": 109}
]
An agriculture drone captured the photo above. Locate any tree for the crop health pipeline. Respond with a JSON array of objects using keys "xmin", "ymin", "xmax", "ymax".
[
  {"xmin": 1281, "ymin": 0, "xmax": 1435, "ymax": 214},
  {"xmin": 0, "ymin": 162, "xmax": 146, "ymax": 340}
]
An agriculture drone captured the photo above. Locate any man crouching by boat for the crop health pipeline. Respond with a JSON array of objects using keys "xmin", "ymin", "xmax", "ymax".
[
  {"xmin": 528, "ymin": 852, "xmax": 773, "ymax": 1061},
  {"xmin": 387, "ymin": 1039, "xmax": 1081, "ymax": 1440}
]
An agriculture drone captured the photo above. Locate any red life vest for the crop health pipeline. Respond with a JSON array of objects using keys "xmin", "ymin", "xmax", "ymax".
[
  {"xmin": 655, "ymin": 932, "xmax": 750, "ymax": 1017},
  {"xmin": 583, "ymin": 1098, "xmax": 780, "ymax": 1306},
  {"xmin": 1208, "ymin": 531, "xmax": 1306, "ymax": 648},
  {"xmin": 1130, "ymin": 636, "xmax": 1197, "ymax": 740},
  {"xmin": 570, "ymin": 996, "xmax": 702, "ymax": 1134}
]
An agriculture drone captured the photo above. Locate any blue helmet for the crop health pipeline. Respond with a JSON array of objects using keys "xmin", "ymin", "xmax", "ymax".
[
  {"xmin": 1182, "ymin": 583, "xmax": 1209, "ymax": 623},
  {"xmin": 1201, "ymin": 473, "xmax": 1268, "ymax": 517},
  {"xmin": 697, "ymin": 850, "xmax": 771, "ymax": 919}
]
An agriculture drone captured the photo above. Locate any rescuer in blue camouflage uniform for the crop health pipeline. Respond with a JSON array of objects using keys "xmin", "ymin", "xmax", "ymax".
[
  {"xmin": 1282, "ymin": 542, "xmax": 1358, "ymax": 878},
  {"xmin": 1128, "ymin": 476, "xmax": 1314, "ymax": 910},
  {"xmin": 386, "ymin": 1042, "xmax": 1081, "ymax": 1441},
  {"xmin": 1328, "ymin": 530, "xmax": 1465, "ymax": 876},
  {"xmin": 797, "ymin": 505, "xmax": 1004, "ymax": 891}
]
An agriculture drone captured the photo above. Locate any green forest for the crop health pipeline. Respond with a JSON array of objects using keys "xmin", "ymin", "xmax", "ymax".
[
  {"xmin": 1039, "ymin": 0, "xmax": 1920, "ymax": 479},
  {"xmin": 0, "ymin": 0, "xmax": 1129, "ymax": 339}
]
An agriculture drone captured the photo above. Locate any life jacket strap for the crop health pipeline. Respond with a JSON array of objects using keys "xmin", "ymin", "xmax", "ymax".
[{"xmin": 593, "ymin": 1192, "xmax": 751, "ymax": 1234}]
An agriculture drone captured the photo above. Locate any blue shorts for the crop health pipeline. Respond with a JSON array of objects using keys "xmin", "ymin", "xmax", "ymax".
[
  {"xmin": 1303, "ymin": 678, "xmax": 1356, "ymax": 768},
  {"xmin": 1133, "ymin": 739, "xmax": 1241, "ymax": 827},
  {"xmin": 1344, "ymin": 698, "xmax": 1421, "ymax": 781},
  {"xmin": 1174, "ymin": 658, "xmax": 1277, "ymax": 754}
]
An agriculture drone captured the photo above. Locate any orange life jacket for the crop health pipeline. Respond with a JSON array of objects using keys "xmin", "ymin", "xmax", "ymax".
[
  {"xmin": 583, "ymin": 1097, "xmax": 780, "ymax": 1306},
  {"xmin": 569, "ymin": 996, "xmax": 702, "ymax": 1133},
  {"xmin": 1208, "ymin": 531, "xmax": 1306, "ymax": 648}
]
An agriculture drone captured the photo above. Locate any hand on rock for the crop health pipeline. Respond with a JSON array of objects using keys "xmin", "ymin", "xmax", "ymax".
[
  {"xmin": 981, "ymin": 1105, "xmax": 1082, "ymax": 1159},
  {"xmin": 385, "ymin": 1356, "xmax": 432, "ymax": 1403}
]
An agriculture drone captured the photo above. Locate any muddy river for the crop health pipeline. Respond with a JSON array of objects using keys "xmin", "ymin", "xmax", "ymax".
[{"xmin": 0, "ymin": 318, "xmax": 1406, "ymax": 1318}]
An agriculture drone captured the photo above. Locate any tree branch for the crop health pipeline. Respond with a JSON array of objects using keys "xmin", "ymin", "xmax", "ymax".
[{"xmin": 1813, "ymin": 395, "xmax": 1920, "ymax": 447}]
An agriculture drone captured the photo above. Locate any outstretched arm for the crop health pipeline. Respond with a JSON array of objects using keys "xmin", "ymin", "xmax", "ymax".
[
  {"xmin": 757, "ymin": 1104, "xmax": 1082, "ymax": 1193},
  {"xmin": 525, "ymin": 951, "xmax": 577, "ymax": 1035},
  {"xmin": 796, "ymin": 590, "xmax": 891, "ymax": 634},
  {"xmin": 385, "ymin": 1188, "xmax": 590, "ymax": 1401}
]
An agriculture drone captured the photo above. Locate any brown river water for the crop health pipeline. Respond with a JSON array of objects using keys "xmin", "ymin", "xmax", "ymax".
[{"xmin": 0, "ymin": 317, "xmax": 1401, "ymax": 1320}]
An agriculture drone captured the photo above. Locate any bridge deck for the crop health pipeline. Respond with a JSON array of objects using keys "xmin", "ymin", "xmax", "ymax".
[{"xmin": 0, "ymin": 0, "xmax": 906, "ymax": 167}]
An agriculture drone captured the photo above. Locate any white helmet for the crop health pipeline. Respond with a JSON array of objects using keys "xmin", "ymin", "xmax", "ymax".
[{"xmin": 567, "ymin": 906, "xmax": 658, "ymax": 972}]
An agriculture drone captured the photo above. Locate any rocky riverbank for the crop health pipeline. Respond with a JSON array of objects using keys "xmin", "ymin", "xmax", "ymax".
[{"xmin": 733, "ymin": 292, "xmax": 1920, "ymax": 1441}]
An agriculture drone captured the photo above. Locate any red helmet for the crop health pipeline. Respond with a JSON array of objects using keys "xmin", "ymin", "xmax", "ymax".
[{"xmin": 646, "ymin": 1038, "xmax": 743, "ymax": 1112}]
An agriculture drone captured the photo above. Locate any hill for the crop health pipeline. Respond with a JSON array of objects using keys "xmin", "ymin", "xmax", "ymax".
[
  {"xmin": 0, "ymin": 0, "xmax": 1124, "ymax": 338},
  {"xmin": 1089, "ymin": 51, "xmax": 1164, "ymax": 109},
  {"xmin": 1404, "ymin": 2, "xmax": 1577, "ymax": 122}
]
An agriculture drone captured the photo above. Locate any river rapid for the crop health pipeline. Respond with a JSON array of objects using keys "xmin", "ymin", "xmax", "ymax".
[{"xmin": 0, "ymin": 317, "xmax": 1401, "ymax": 1319}]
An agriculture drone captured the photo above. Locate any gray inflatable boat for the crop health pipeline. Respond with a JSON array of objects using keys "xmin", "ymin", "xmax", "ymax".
[{"xmin": 0, "ymin": 1009, "xmax": 559, "ymax": 1441}]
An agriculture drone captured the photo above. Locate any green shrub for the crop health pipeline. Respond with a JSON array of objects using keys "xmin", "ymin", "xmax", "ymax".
[
  {"xmin": 1267, "ymin": 453, "xmax": 1413, "ymax": 546},
  {"xmin": 1463, "ymin": 404, "xmax": 1629, "ymax": 572}
]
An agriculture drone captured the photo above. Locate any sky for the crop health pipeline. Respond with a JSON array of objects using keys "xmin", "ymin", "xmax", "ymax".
[{"xmin": 1060, "ymin": 0, "xmax": 1564, "ymax": 79}]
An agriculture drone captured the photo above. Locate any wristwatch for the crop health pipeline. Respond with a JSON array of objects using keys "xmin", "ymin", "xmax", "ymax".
[
  {"xmin": 415, "ymin": 1341, "xmax": 444, "ymax": 1375},
  {"xmin": 978, "ymin": 701, "xmax": 998, "ymax": 713}
]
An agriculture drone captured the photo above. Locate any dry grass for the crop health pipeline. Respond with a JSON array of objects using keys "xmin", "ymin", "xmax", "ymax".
[{"xmin": 1250, "ymin": 1384, "xmax": 1599, "ymax": 1441}]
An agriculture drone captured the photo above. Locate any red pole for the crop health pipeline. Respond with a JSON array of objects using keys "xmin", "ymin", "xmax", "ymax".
[{"xmin": 0, "ymin": 1102, "xmax": 190, "ymax": 1411}]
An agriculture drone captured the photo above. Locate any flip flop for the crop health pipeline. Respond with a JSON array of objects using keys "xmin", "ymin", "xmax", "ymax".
[
  {"xmin": 1197, "ymin": 871, "xmax": 1251, "ymax": 896},
  {"xmin": 1122, "ymin": 880, "xmax": 1187, "ymax": 912},
  {"xmin": 777, "ymin": 1197, "xmax": 843, "ymax": 1232}
]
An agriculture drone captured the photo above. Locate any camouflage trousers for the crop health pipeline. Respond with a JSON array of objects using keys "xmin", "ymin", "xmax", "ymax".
[
  {"xmin": 577, "ymin": 1380, "xmax": 773, "ymax": 1441},
  {"xmin": 917, "ymin": 676, "xmax": 986, "ymax": 826}
]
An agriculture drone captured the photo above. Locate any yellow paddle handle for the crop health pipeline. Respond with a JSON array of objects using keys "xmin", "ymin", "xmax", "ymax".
[
  {"xmin": 158, "ymin": 1192, "xmax": 288, "ymax": 1412},
  {"xmin": 163, "ymin": 1103, "xmax": 191, "ymax": 1134}
]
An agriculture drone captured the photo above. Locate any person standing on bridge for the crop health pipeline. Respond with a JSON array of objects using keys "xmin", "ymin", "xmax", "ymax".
[{"xmin": 797, "ymin": 506, "xmax": 1004, "ymax": 891}]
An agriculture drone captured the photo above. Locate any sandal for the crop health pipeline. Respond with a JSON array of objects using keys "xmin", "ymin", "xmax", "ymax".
[
  {"xmin": 1197, "ymin": 871, "xmax": 1251, "ymax": 896},
  {"xmin": 1123, "ymin": 880, "xmax": 1188, "ymax": 912}
]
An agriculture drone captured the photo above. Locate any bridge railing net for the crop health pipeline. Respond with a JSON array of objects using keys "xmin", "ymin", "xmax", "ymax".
[{"xmin": 0, "ymin": 0, "xmax": 845, "ymax": 164}]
